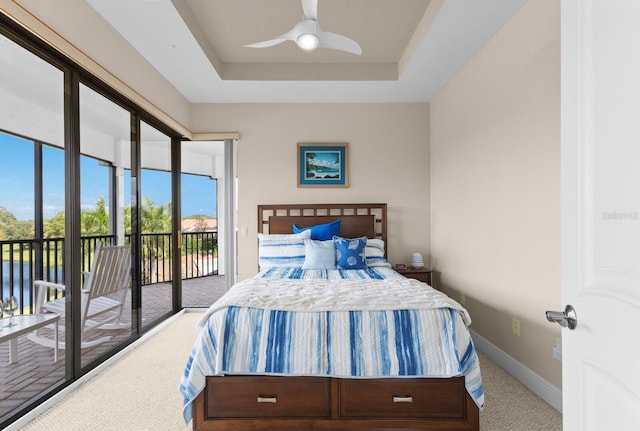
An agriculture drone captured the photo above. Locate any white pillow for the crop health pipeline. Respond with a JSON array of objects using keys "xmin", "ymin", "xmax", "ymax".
[
  {"xmin": 302, "ymin": 239, "xmax": 336, "ymax": 270},
  {"xmin": 365, "ymin": 238, "xmax": 391, "ymax": 267},
  {"xmin": 257, "ymin": 231, "xmax": 311, "ymax": 269}
]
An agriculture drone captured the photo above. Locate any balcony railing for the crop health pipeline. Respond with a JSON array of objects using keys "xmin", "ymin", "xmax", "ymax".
[
  {"xmin": 0, "ymin": 232, "xmax": 218, "ymax": 313},
  {"xmin": 137, "ymin": 231, "xmax": 218, "ymax": 284}
]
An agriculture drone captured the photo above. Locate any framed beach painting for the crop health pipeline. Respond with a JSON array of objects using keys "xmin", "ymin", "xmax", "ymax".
[{"xmin": 297, "ymin": 142, "xmax": 349, "ymax": 188}]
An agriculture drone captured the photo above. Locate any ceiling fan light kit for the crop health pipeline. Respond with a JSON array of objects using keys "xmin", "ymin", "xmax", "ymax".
[
  {"xmin": 245, "ymin": 0, "xmax": 362, "ymax": 55},
  {"xmin": 297, "ymin": 33, "xmax": 320, "ymax": 51}
]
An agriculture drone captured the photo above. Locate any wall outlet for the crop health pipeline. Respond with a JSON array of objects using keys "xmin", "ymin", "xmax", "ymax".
[
  {"xmin": 512, "ymin": 318, "xmax": 520, "ymax": 336},
  {"xmin": 459, "ymin": 292, "xmax": 465, "ymax": 306}
]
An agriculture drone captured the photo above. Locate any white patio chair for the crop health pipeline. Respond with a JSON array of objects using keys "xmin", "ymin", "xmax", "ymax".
[{"xmin": 28, "ymin": 242, "xmax": 132, "ymax": 349}]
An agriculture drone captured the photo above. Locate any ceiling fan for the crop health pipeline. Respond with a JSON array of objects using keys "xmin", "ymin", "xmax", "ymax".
[{"xmin": 244, "ymin": 0, "xmax": 362, "ymax": 55}]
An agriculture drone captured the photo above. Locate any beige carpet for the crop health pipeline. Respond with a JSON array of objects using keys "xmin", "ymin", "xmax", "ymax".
[
  {"xmin": 21, "ymin": 312, "xmax": 200, "ymax": 431},
  {"xmin": 20, "ymin": 311, "xmax": 562, "ymax": 431},
  {"xmin": 477, "ymin": 350, "xmax": 562, "ymax": 430}
]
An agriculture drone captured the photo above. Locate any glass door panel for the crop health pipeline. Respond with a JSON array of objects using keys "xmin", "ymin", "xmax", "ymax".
[
  {"xmin": 79, "ymin": 83, "xmax": 134, "ymax": 368},
  {"xmin": 140, "ymin": 121, "xmax": 172, "ymax": 327},
  {"xmin": 0, "ymin": 32, "xmax": 65, "ymax": 421},
  {"xmin": 41, "ymin": 144, "xmax": 65, "ymax": 284},
  {"xmin": 180, "ymin": 140, "xmax": 224, "ymax": 307}
]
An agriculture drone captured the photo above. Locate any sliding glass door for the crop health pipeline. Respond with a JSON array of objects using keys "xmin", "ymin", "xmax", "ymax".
[
  {"xmin": 0, "ymin": 14, "xmax": 238, "ymax": 429},
  {"xmin": 140, "ymin": 121, "xmax": 173, "ymax": 327},
  {"xmin": 180, "ymin": 140, "xmax": 225, "ymax": 308},
  {"xmin": 0, "ymin": 29, "xmax": 66, "ymax": 421},
  {"xmin": 79, "ymin": 83, "xmax": 136, "ymax": 368}
]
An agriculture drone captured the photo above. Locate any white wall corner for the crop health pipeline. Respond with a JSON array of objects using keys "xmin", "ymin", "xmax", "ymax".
[{"xmin": 471, "ymin": 329, "xmax": 562, "ymax": 413}]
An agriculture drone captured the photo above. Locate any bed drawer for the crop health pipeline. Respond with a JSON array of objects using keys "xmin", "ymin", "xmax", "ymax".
[
  {"xmin": 205, "ymin": 375, "xmax": 330, "ymax": 419},
  {"xmin": 339, "ymin": 377, "xmax": 466, "ymax": 419}
]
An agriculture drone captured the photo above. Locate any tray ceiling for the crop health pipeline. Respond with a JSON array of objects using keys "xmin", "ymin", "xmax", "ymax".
[{"xmin": 21, "ymin": 0, "xmax": 529, "ymax": 103}]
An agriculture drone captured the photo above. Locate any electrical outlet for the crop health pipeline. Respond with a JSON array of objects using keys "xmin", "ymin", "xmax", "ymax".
[
  {"xmin": 459, "ymin": 292, "xmax": 465, "ymax": 306},
  {"xmin": 512, "ymin": 318, "xmax": 520, "ymax": 336}
]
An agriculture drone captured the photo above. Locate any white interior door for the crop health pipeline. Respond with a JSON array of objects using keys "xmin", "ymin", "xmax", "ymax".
[{"xmin": 561, "ymin": 0, "xmax": 640, "ymax": 429}]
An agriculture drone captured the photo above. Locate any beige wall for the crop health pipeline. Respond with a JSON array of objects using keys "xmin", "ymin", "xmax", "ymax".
[
  {"xmin": 191, "ymin": 103, "xmax": 430, "ymax": 280},
  {"xmin": 430, "ymin": 0, "xmax": 561, "ymax": 387}
]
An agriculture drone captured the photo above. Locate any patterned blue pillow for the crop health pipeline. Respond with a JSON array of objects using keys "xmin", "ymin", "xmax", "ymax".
[
  {"xmin": 293, "ymin": 219, "xmax": 341, "ymax": 240},
  {"xmin": 333, "ymin": 235, "xmax": 367, "ymax": 269}
]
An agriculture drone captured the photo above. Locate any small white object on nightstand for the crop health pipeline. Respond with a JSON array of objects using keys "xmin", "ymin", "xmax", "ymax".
[{"xmin": 411, "ymin": 252, "xmax": 424, "ymax": 269}]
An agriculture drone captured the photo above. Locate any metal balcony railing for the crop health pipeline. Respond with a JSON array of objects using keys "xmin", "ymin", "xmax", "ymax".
[{"xmin": 0, "ymin": 232, "xmax": 218, "ymax": 314}]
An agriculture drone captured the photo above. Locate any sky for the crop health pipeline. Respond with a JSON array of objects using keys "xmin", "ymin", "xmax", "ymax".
[{"xmin": 0, "ymin": 133, "xmax": 217, "ymax": 221}]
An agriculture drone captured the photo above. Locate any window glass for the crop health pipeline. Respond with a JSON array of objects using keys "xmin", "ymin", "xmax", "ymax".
[
  {"xmin": 79, "ymin": 83, "xmax": 134, "ymax": 368},
  {"xmin": 140, "ymin": 121, "xmax": 172, "ymax": 326},
  {"xmin": 181, "ymin": 140, "xmax": 223, "ymax": 307},
  {"xmin": 0, "ymin": 32, "xmax": 64, "ymax": 420}
]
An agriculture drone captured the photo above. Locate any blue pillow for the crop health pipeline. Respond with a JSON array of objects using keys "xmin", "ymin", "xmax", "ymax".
[
  {"xmin": 302, "ymin": 239, "xmax": 336, "ymax": 269},
  {"xmin": 333, "ymin": 235, "xmax": 367, "ymax": 269},
  {"xmin": 293, "ymin": 219, "xmax": 341, "ymax": 241}
]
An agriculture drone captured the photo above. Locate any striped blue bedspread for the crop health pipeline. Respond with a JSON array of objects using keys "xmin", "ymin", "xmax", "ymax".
[
  {"xmin": 180, "ymin": 268, "xmax": 484, "ymax": 423},
  {"xmin": 258, "ymin": 266, "xmax": 389, "ymax": 280}
]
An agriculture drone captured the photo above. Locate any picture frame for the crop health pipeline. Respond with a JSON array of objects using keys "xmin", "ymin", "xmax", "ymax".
[{"xmin": 297, "ymin": 142, "xmax": 349, "ymax": 188}]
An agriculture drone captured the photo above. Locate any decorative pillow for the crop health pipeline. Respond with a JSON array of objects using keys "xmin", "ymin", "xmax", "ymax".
[
  {"xmin": 257, "ymin": 231, "xmax": 311, "ymax": 269},
  {"xmin": 333, "ymin": 235, "xmax": 367, "ymax": 269},
  {"xmin": 302, "ymin": 239, "xmax": 336, "ymax": 270},
  {"xmin": 293, "ymin": 219, "xmax": 341, "ymax": 241},
  {"xmin": 365, "ymin": 238, "xmax": 391, "ymax": 267}
]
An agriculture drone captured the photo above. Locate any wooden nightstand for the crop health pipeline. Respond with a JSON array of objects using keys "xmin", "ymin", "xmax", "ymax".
[{"xmin": 394, "ymin": 266, "xmax": 433, "ymax": 285}]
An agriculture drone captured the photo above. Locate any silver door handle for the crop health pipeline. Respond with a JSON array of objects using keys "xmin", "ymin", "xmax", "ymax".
[{"xmin": 546, "ymin": 304, "xmax": 577, "ymax": 330}]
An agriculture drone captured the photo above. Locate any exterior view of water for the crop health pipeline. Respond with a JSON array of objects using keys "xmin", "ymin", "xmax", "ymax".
[{"xmin": 1, "ymin": 262, "xmax": 62, "ymax": 306}]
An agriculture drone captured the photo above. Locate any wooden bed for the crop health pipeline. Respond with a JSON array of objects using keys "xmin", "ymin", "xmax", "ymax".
[{"xmin": 190, "ymin": 203, "xmax": 479, "ymax": 430}]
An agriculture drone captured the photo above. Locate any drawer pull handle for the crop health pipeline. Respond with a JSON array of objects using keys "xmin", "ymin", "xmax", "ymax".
[
  {"xmin": 393, "ymin": 396, "xmax": 413, "ymax": 403},
  {"xmin": 257, "ymin": 396, "xmax": 277, "ymax": 403}
]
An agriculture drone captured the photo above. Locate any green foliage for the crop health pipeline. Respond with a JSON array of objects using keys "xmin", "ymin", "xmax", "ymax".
[
  {"xmin": 124, "ymin": 206, "xmax": 131, "ymax": 233},
  {"xmin": 183, "ymin": 235, "xmax": 217, "ymax": 255},
  {"xmin": 81, "ymin": 195, "xmax": 109, "ymax": 235},
  {"xmin": 1, "ymin": 195, "xmax": 173, "ymax": 240},
  {"xmin": 140, "ymin": 196, "xmax": 171, "ymax": 233},
  {"xmin": 44, "ymin": 211, "xmax": 65, "ymax": 238},
  {"xmin": 0, "ymin": 207, "xmax": 33, "ymax": 240}
]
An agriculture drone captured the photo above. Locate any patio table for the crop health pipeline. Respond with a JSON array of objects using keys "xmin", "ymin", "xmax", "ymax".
[{"xmin": 0, "ymin": 314, "xmax": 60, "ymax": 363}]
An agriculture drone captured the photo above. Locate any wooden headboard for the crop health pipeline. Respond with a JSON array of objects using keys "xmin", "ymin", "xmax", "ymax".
[{"xmin": 258, "ymin": 203, "xmax": 387, "ymax": 246}]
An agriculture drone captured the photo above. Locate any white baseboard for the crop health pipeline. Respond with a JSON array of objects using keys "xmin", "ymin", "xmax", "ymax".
[{"xmin": 471, "ymin": 329, "xmax": 562, "ymax": 412}]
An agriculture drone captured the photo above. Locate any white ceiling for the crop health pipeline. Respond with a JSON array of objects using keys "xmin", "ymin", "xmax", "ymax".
[{"xmin": 82, "ymin": 0, "xmax": 528, "ymax": 104}]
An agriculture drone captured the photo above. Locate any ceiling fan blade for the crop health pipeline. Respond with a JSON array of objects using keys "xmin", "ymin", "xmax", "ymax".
[
  {"xmin": 301, "ymin": 0, "xmax": 318, "ymax": 20},
  {"xmin": 245, "ymin": 29, "xmax": 296, "ymax": 48},
  {"xmin": 245, "ymin": 38, "xmax": 288, "ymax": 48},
  {"xmin": 319, "ymin": 31, "xmax": 362, "ymax": 55}
]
